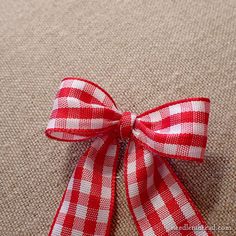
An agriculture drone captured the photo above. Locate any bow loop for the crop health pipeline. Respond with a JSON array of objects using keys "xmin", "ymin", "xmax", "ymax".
[
  {"xmin": 133, "ymin": 98, "xmax": 210, "ymax": 161},
  {"xmin": 45, "ymin": 78, "xmax": 122, "ymax": 142}
]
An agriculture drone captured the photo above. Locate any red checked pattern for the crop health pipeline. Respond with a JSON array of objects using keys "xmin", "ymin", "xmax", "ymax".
[{"xmin": 46, "ymin": 77, "xmax": 212, "ymax": 236}]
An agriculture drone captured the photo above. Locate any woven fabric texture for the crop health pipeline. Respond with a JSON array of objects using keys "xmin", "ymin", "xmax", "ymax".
[{"xmin": 0, "ymin": 0, "xmax": 235, "ymax": 235}]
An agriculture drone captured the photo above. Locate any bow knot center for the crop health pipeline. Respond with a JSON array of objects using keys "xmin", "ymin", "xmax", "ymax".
[{"xmin": 119, "ymin": 111, "xmax": 137, "ymax": 139}]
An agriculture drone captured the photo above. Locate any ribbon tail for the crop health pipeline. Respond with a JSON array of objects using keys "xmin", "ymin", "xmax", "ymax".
[
  {"xmin": 125, "ymin": 139, "xmax": 213, "ymax": 236},
  {"xmin": 49, "ymin": 135, "xmax": 119, "ymax": 236}
]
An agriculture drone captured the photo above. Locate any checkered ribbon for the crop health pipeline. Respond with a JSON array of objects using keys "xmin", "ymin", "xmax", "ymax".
[{"xmin": 46, "ymin": 77, "xmax": 212, "ymax": 236}]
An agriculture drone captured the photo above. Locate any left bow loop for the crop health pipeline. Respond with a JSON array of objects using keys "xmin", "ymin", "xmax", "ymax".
[{"xmin": 45, "ymin": 78, "xmax": 122, "ymax": 141}]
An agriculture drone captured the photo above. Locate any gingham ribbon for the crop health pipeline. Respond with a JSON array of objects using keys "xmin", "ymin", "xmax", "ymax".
[{"xmin": 46, "ymin": 77, "xmax": 212, "ymax": 236}]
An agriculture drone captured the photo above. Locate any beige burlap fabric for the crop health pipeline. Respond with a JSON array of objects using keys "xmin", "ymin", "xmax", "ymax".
[{"xmin": 1, "ymin": 0, "xmax": 235, "ymax": 235}]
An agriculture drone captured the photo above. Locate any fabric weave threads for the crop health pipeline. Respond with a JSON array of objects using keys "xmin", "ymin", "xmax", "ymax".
[{"xmin": 1, "ymin": 0, "xmax": 236, "ymax": 235}]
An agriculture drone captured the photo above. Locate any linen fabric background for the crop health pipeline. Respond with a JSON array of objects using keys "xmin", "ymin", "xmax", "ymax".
[{"xmin": 0, "ymin": 0, "xmax": 235, "ymax": 235}]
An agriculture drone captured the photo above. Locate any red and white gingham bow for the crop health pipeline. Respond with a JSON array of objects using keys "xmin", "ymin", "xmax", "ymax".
[{"xmin": 46, "ymin": 77, "xmax": 212, "ymax": 236}]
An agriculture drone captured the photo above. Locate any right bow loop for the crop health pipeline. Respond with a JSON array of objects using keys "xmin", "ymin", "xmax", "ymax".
[{"xmin": 132, "ymin": 98, "xmax": 210, "ymax": 161}]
